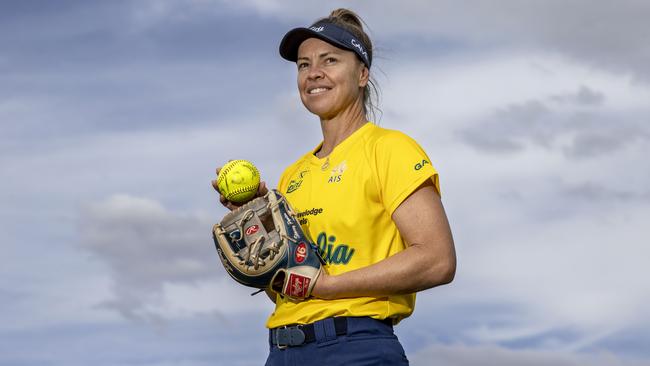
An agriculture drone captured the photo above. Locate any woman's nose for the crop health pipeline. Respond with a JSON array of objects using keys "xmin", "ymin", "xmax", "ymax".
[{"xmin": 307, "ymin": 65, "xmax": 324, "ymax": 80}]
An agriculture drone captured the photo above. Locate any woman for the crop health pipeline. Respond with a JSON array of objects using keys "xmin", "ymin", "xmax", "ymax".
[{"xmin": 216, "ymin": 8, "xmax": 456, "ymax": 366}]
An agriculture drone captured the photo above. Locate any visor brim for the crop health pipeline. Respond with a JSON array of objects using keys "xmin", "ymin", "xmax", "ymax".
[{"xmin": 278, "ymin": 25, "xmax": 371, "ymax": 68}]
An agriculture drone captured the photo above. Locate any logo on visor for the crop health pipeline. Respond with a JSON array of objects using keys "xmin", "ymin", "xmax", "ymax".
[
  {"xmin": 351, "ymin": 39, "xmax": 368, "ymax": 61},
  {"xmin": 310, "ymin": 26, "xmax": 325, "ymax": 32}
]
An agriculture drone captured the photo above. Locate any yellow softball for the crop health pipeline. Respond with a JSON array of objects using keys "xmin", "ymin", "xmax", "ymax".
[{"xmin": 217, "ymin": 160, "xmax": 260, "ymax": 203}]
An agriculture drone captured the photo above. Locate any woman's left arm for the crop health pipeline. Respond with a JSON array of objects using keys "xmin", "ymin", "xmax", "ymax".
[{"xmin": 311, "ymin": 180, "xmax": 456, "ymax": 299}]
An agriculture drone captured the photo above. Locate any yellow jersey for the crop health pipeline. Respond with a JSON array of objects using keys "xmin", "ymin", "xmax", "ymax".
[{"xmin": 266, "ymin": 122, "xmax": 439, "ymax": 328}]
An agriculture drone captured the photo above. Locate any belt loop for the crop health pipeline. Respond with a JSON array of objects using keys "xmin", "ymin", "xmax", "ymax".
[
  {"xmin": 314, "ymin": 318, "xmax": 337, "ymax": 344},
  {"xmin": 313, "ymin": 319, "xmax": 326, "ymax": 343},
  {"xmin": 323, "ymin": 318, "xmax": 337, "ymax": 341}
]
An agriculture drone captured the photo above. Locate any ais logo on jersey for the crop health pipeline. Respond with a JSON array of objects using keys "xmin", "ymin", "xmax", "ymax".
[
  {"xmin": 414, "ymin": 159, "xmax": 430, "ymax": 171},
  {"xmin": 328, "ymin": 161, "xmax": 347, "ymax": 184}
]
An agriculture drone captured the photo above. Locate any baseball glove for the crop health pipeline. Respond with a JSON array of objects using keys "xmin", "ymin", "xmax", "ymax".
[{"xmin": 212, "ymin": 189, "xmax": 324, "ymax": 300}]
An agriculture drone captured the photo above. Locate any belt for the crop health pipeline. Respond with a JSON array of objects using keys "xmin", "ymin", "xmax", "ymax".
[{"xmin": 271, "ymin": 317, "xmax": 392, "ymax": 348}]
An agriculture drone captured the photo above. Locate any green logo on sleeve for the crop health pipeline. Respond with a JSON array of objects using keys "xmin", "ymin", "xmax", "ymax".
[{"xmin": 414, "ymin": 159, "xmax": 430, "ymax": 171}]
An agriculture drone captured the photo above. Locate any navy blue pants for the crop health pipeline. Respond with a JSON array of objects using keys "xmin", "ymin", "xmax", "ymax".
[{"xmin": 265, "ymin": 317, "xmax": 409, "ymax": 366}]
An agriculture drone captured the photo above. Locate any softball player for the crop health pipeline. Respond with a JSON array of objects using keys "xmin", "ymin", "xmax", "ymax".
[{"xmin": 262, "ymin": 8, "xmax": 457, "ymax": 366}]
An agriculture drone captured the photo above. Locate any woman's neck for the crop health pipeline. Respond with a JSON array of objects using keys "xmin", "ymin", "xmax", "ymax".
[{"xmin": 315, "ymin": 101, "xmax": 367, "ymax": 158}]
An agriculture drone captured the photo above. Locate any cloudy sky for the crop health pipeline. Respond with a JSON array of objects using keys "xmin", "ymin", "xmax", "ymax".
[{"xmin": 1, "ymin": 0, "xmax": 649, "ymax": 365}]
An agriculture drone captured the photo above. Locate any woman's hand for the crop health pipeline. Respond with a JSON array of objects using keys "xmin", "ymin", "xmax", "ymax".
[{"xmin": 211, "ymin": 165, "xmax": 269, "ymax": 211}]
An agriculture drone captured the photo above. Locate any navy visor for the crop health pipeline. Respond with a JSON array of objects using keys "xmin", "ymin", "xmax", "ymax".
[{"xmin": 279, "ymin": 21, "xmax": 371, "ymax": 68}]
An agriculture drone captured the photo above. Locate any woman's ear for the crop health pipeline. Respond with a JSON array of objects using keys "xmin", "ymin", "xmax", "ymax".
[{"xmin": 358, "ymin": 65, "xmax": 369, "ymax": 88}]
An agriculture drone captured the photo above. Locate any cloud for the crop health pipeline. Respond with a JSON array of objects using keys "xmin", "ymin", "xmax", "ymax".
[
  {"xmin": 457, "ymin": 85, "xmax": 650, "ymax": 158},
  {"xmin": 0, "ymin": 0, "xmax": 293, "ymax": 151},
  {"xmin": 561, "ymin": 182, "xmax": 650, "ymax": 203},
  {"xmin": 0, "ymin": 313, "xmax": 270, "ymax": 366},
  {"xmin": 409, "ymin": 343, "xmax": 648, "ymax": 366},
  {"xmin": 459, "ymin": 100, "xmax": 549, "ymax": 153},
  {"xmin": 78, "ymin": 194, "xmax": 220, "ymax": 320},
  {"xmin": 222, "ymin": 0, "xmax": 650, "ymax": 81},
  {"xmin": 551, "ymin": 86, "xmax": 605, "ymax": 106}
]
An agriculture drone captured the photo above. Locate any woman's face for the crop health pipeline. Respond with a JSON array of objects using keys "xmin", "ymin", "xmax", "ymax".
[{"xmin": 296, "ymin": 38, "xmax": 369, "ymax": 120}]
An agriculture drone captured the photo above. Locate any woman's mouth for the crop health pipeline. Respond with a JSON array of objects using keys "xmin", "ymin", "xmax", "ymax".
[{"xmin": 307, "ymin": 87, "xmax": 331, "ymax": 95}]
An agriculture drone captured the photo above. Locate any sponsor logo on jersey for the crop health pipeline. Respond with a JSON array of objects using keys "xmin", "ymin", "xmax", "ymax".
[
  {"xmin": 295, "ymin": 242, "xmax": 307, "ymax": 263},
  {"xmin": 296, "ymin": 207, "xmax": 324, "ymax": 225},
  {"xmin": 286, "ymin": 169, "xmax": 309, "ymax": 194},
  {"xmin": 296, "ymin": 207, "xmax": 324, "ymax": 218},
  {"xmin": 286, "ymin": 179, "xmax": 302, "ymax": 193},
  {"xmin": 316, "ymin": 232, "xmax": 355, "ymax": 265},
  {"xmin": 414, "ymin": 159, "xmax": 430, "ymax": 171},
  {"xmin": 245, "ymin": 225, "xmax": 259, "ymax": 236},
  {"xmin": 328, "ymin": 160, "xmax": 347, "ymax": 183},
  {"xmin": 288, "ymin": 273, "xmax": 310, "ymax": 298}
]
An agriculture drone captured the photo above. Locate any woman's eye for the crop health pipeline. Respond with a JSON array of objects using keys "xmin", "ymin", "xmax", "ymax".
[
  {"xmin": 298, "ymin": 62, "xmax": 308, "ymax": 70},
  {"xmin": 325, "ymin": 57, "xmax": 337, "ymax": 64}
]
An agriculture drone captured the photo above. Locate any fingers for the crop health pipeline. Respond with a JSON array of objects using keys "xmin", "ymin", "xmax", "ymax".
[
  {"xmin": 258, "ymin": 181, "xmax": 269, "ymax": 196},
  {"xmin": 215, "ymin": 176, "xmax": 241, "ymax": 211},
  {"xmin": 217, "ymin": 187, "xmax": 237, "ymax": 210},
  {"xmin": 213, "ymin": 167, "xmax": 222, "ymax": 192},
  {"xmin": 225, "ymin": 202, "xmax": 240, "ymax": 211},
  {"xmin": 219, "ymin": 193, "xmax": 240, "ymax": 210},
  {"xmin": 214, "ymin": 166, "xmax": 232, "ymax": 209},
  {"xmin": 213, "ymin": 162, "xmax": 268, "ymax": 211}
]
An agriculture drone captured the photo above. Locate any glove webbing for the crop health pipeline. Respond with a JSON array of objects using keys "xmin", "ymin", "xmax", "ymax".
[{"xmin": 231, "ymin": 196, "xmax": 294, "ymax": 271}]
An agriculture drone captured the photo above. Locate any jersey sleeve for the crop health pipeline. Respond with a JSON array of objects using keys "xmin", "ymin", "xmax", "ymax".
[
  {"xmin": 277, "ymin": 166, "xmax": 290, "ymax": 193},
  {"xmin": 374, "ymin": 131, "xmax": 440, "ymax": 215},
  {"xmin": 277, "ymin": 154, "xmax": 308, "ymax": 193}
]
